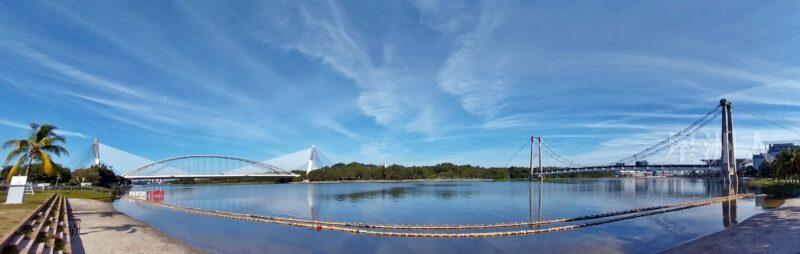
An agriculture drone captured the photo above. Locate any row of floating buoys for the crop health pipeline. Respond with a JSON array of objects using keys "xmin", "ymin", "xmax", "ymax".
[{"xmin": 124, "ymin": 193, "xmax": 752, "ymax": 238}]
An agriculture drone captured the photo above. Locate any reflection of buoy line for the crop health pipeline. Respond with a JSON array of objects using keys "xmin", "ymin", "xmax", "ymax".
[{"xmin": 125, "ymin": 194, "xmax": 752, "ymax": 238}]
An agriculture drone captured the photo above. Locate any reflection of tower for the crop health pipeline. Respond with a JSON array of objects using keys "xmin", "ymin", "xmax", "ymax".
[
  {"xmin": 306, "ymin": 145, "xmax": 317, "ymax": 175},
  {"xmin": 92, "ymin": 138, "xmax": 101, "ymax": 166},
  {"xmin": 528, "ymin": 182, "xmax": 533, "ymax": 226},
  {"xmin": 536, "ymin": 180, "xmax": 543, "ymax": 225},
  {"xmin": 307, "ymin": 184, "xmax": 318, "ymax": 220},
  {"xmin": 721, "ymin": 180, "xmax": 738, "ymax": 227}
]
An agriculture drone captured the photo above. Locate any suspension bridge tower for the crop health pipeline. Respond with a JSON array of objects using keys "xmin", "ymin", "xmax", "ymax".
[{"xmin": 720, "ymin": 99, "xmax": 737, "ymax": 184}]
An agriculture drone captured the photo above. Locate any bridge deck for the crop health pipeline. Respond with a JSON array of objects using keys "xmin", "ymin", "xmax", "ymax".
[{"xmin": 125, "ymin": 173, "xmax": 298, "ymax": 179}]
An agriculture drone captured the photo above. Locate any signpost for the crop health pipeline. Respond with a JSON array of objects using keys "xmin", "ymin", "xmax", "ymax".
[{"xmin": 5, "ymin": 176, "xmax": 28, "ymax": 204}]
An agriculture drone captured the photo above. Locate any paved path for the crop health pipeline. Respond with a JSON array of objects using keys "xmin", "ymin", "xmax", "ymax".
[
  {"xmin": 665, "ymin": 198, "xmax": 800, "ymax": 254},
  {"xmin": 69, "ymin": 199, "xmax": 202, "ymax": 254}
]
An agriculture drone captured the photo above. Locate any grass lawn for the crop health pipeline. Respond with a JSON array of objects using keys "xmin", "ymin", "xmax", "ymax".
[
  {"xmin": 0, "ymin": 189, "xmax": 115, "ymax": 237},
  {"xmin": 751, "ymin": 178, "xmax": 800, "ymax": 198},
  {"xmin": 0, "ymin": 192, "xmax": 55, "ymax": 238},
  {"xmin": 59, "ymin": 190, "xmax": 116, "ymax": 202}
]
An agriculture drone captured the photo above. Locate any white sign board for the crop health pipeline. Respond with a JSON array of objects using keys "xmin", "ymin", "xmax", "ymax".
[
  {"xmin": 5, "ymin": 176, "xmax": 27, "ymax": 204},
  {"xmin": 9, "ymin": 176, "xmax": 27, "ymax": 186}
]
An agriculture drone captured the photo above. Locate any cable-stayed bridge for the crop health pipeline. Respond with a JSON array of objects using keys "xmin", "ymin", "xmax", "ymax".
[{"xmin": 70, "ymin": 140, "xmax": 331, "ymax": 180}]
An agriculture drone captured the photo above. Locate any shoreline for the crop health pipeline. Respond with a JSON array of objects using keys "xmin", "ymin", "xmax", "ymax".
[
  {"xmin": 664, "ymin": 198, "xmax": 800, "ymax": 253},
  {"xmin": 69, "ymin": 198, "xmax": 202, "ymax": 254}
]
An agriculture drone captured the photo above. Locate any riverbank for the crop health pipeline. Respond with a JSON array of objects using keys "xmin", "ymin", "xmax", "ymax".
[
  {"xmin": 69, "ymin": 198, "xmax": 202, "ymax": 254},
  {"xmin": 750, "ymin": 179, "xmax": 800, "ymax": 198},
  {"xmin": 664, "ymin": 198, "xmax": 800, "ymax": 253}
]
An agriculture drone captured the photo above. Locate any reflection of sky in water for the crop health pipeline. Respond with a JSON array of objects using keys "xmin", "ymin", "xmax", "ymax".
[{"xmin": 115, "ymin": 178, "xmax": 769, "ymax": 253}]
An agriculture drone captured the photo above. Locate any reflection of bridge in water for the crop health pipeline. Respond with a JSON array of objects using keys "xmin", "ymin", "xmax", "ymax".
[
  {"xmin": 526, "ymin": 178, "xmax": 746, "ymax": 229},
  {"xmin": 127, "ymin": 178, "xmax": 754, "ymax": 237}
]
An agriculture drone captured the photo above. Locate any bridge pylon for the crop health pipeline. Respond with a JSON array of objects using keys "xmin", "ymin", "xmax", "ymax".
[
  {"xmin": 529, "ymin": 136, "xmax": 543, "ymax": 181},
  {"xmin": 92, "ymin": 138, "xmax": 101, "ymax": 166},
  {"xmin": 720, "ymin": 99, "xmax": 737, "ymax": 185},
  {"xmin": 306, "ymin": 145, "xmax": 317, "ymax": 175}
]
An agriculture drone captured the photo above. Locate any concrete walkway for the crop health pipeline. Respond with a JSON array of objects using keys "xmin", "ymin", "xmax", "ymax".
[
  {"xmin": 665, "ymin": 198, "xmax": 800, "ymax": 254},
  {"xmin": 69, "ymin": 199, "xmax": 202, "ymax": 254}
]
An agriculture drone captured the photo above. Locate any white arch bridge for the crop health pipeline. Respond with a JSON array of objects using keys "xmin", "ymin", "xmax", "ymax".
[
  {"xmin": 70, "ymin": 142, "xmax": 331, "ymax": 180},
  {"xmin": 121, "ymin": 155, "xmax": 297, "ymax": 179}
]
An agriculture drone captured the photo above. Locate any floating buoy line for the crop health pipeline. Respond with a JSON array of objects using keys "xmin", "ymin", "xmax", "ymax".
[{"xmin": 124, "ymin": 193, "xmax": 753, "ymax": 238}]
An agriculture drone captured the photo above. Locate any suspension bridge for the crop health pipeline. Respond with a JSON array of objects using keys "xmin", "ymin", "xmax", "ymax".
[{"xmin": 519, "ymin": 99, "xmax": 800, "ymax": 183}]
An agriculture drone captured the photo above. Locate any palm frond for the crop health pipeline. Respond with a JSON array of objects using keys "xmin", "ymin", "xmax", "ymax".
[
  {"xmin": 4, "ymin": 157, "xmax": 24, "ymax": 183},
  {"xmin": 40, "ymin": 145, "xmax": 69, "ymax": 157},
  {"xmin": 39, "ymin": 151, "xmax": 54, "ymax": 176},
  {"xmin": 2, "ymin": 139, "xmax": 27, "ymax": 149},
  {"xmin": 5, "ymin": 148, "xmax": 26, "ymax": 165}
]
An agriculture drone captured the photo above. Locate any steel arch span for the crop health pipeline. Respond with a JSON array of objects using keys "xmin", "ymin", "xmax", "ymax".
[{"xmin": 121, "ymin": 155, "xmax": 297, "ymax": 179}]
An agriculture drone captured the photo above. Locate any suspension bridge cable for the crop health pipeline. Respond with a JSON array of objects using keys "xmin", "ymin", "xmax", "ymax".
[
  {"xmin": 735, "ymin": 106, "xmax": 800, "ymax": 132},
  {"xmin": 617, "ymin": 105, "xmax": 720, "ymax": 162},
  {"xmin": 612, "ymin": 105, "xmax": 722, "ymax": 165},
  {"xmin": 735, "ymin": 107, "xmax": 800, "ymax": 137},
  {"xmin": 540, "ymin": 140, "xmax": 585, "ymax": 168},
  {"xmin": 633, "ymin": 111, "xmax": 721, "ymax": 160},
  {"xmin": 739, "ymin": 107, "xmax": 800, "ymax": 129},
  {"xmin": 503, "ymin": 140, "xmax": 531, "ymax": 168}
]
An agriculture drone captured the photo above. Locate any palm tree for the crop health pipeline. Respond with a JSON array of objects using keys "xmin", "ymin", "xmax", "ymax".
[{"xmin": 3, "ymin": 123, "xmax": 69, "ymax": 183}]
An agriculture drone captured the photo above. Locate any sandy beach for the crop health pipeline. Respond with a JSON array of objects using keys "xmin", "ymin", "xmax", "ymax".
[
  {"xmin": 664, "ymin": 198, "xmax": 800, "ymax": 253},
  {"xmin": 69, "ymin": 198, "xmax": 202, "ymax": 254}
]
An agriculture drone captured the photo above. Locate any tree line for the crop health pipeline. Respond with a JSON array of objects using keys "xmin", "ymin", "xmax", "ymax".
[
  {"xmin": 759, "ymin": 147, "xmax": 800, "ymax": 183},
  {"xmin": 1, "ymin": 163, "xmax": 126, "ymax": 188},
  {"xmin": 304, "ymin": 162, "xmax": 614, "ymax": 181}
]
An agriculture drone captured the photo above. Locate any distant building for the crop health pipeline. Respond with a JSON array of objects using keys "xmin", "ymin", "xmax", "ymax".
[
  {"xmin": 753, "ymin": 143, "xmax": 799, "ymax": 170},
  {"xmin": 635, "ymin": 160, "xmax": 649, "ymax": 167}
]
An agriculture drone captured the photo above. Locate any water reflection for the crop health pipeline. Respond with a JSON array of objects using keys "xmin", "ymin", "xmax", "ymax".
[
  {"xmin": 117, "ymin": 178, "xmax": 777, "ymax": 254},
  {"xmin": 329, "ymin": 184, "xmax": 476, "ymax": 202},
  {"xmin": 720, "ymin": 179, "xmax": 736, "ymax": 227}
]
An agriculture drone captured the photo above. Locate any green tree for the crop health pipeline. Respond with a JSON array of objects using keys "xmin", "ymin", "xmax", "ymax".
[
  {"xmin": 71, "ymin": 164, "xmax": 121, "ymax": 188},
  {"xmin": 2, "ymin": 123, "xmax": 69, "ymax": 183},
  {"xmin": 1, "ymin": 163, "xmax": 71, "ymax": 184},
  {"xmin": 769, "ymin": 148, "xmax": 800, "ymax": 183}
]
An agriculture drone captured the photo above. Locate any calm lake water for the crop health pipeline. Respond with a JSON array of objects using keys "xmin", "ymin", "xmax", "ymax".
[{"xmin": 114, "ymin": 178, "xmax": 773, "ymax": 253}]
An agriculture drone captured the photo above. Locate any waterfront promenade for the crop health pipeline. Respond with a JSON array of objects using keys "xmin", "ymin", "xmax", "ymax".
[
  {"xmin": 69, "ymin": 199, "xmax": 201, "ymax": 254},
  {"xmin": 665, "ymin": 198, "xmax": 800, "ymax": 253}
]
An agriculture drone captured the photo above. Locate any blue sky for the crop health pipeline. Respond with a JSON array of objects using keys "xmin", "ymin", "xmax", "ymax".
[{"xmin": 1, "ymin": 1, "xmax": 799, "ymax": 168}]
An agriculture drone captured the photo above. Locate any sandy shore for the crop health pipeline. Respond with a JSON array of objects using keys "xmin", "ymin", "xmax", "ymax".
[
  {"xmin": 69, "ymin": 198, "xmax": 203, "ymax": 254},
  {"xmin": 664, "ymin": 198, "xmax": 800, "ymax": 254}
]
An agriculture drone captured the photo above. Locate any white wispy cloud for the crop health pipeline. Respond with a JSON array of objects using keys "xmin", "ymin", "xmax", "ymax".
[
  {"xmin": 0, "ymin": 117, "xmax": 87, "ymax": 139},
  {"xmin": 359, "ymin": 141, "xmax": 406, "ymax": 164},
  {"xmin": 311, "ymin": 118, "xmax": 360, "ymax": 140},
  {"xmin": 0, "ymin": 118, "xmax": 28, "ymax": 129},
  {"xmin": 435, "ymin": 1, "xmax": 508, "ymax": 118},
  {"xmin": 271, "ymin": 1, "xmax": 443, "ymax": 135},
  {"xmin": 2, "ymin": 41, "xmax": 146, "ymax": 99}
]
